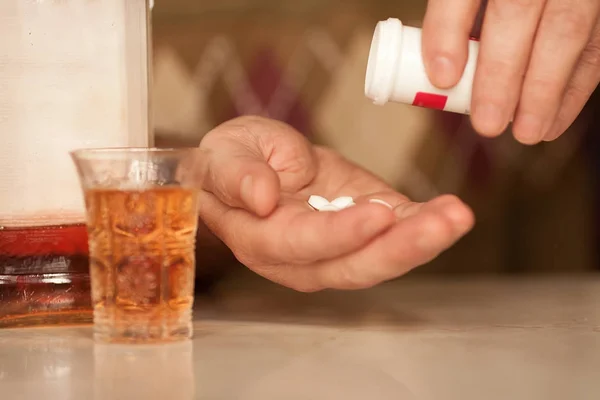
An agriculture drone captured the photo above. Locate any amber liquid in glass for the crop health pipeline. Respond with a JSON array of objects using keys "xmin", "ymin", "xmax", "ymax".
[
  {"xmin": 85, "ymin": 186, "xmax": 198, "ymax": 342},
  {"xmin": 0, "ymin": 224, "xmax": 92, "ymax": 327}
]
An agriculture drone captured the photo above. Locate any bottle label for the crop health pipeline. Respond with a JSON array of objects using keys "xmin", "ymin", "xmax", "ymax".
[{"xmin": 412, "ymin": 92, "xmax": 448, "ymax": 110}]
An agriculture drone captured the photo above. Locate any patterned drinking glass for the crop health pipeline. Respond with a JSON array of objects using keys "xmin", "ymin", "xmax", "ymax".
[{"xmin": 71, "ymin": 148, "xmax": 200, "ymax": 343}]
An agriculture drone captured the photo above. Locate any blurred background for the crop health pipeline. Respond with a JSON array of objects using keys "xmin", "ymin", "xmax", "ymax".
[{"xmin": 151, "ymin": 0, "xmax": 600, "ymax": 277}]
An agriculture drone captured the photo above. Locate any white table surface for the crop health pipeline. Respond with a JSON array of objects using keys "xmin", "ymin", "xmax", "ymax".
[{"xmin": 1, "ymin": 272, "xmax": 599, "ymax": 400}]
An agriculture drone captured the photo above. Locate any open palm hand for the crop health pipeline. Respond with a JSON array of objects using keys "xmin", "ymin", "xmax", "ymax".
[{"xmin": 196, "ymin": 117, "xmax": 474, "ymax": 292}]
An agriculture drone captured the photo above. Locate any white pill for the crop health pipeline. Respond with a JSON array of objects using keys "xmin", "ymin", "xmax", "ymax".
[
  {"xmin": 318, "ymin": 204, "xmax": 340, "ymax": 212},
  {"xmin": 308, "ymin": 195, "xmax": 330, "ymax": 210},
  {"xmin": 331, "ymin": 196, "xmax": 355, "ymax": 209}
]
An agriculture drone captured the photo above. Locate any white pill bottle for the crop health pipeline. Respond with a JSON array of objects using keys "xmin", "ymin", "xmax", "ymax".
[{"xmin": 365, "ymin": 18, "xmax": 479, "ymax": 115}]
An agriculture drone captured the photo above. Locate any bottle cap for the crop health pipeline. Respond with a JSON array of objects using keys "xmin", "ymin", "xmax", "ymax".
[{"xmin": 365, "ymin": 18, "xmax": 404, "ymax": 105}]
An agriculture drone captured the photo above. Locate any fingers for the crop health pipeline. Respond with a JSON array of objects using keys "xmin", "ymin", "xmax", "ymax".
[
  {"xmin": 200, "ymin": 189, "xmax": 474, "ymax": 292},
  {"xmin": 310, "ymin": 195, "xmax": 475, "ymax": 291},
  {"xmin": 354, "ymin": 193, "xmax": 467, "ymax": 222},
  {"xmin": 543, "ymin": 19, "xmax": 600, "ymax": 141},
  {"xmin": 200, "ymin": 133, "xmax": 281, "ymax": 217},
  {"xmin": 470, "ymin": 0, "xmax": 547, "ymax": 138},
  {"xmin": 205, "ymin": 198, "xmax": 397, "ymax": 266},
  {"xmin": 512, "ymin": 0, "xmax": 600, "ymax": 144},
  {"xmin": 198, "ymin": 116, "xmax": 317, "ymax": 217},
  {"xmin": 422, "ymin": 0, "xmax": 482, "ymax": 88},
  {"xmin": 423, "ymin": 1, "xmax": 598, "ymax": 143},
  {"xmin": 275, "ymin": 202, "xmax": 396, "ymax": 264}
]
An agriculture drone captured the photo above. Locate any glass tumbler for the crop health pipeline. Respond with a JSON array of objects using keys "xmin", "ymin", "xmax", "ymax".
[{"xmin": 71, "ymin": 148, "xmax": 200, "ymax": 343}]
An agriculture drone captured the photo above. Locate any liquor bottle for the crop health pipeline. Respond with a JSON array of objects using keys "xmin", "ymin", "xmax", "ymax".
[{"xmin": 0, "ymin": 0, "xmax": 153, "ymax": 327}]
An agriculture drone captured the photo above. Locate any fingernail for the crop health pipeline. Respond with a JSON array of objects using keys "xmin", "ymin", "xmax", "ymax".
[
  {"xmin": 472, "ymin": 103, "xmax": 507, "ymax": 136},
  {"xmin": 515, "ymin": 114, "xmax": 543, "ymax": 145},
  {"xmin": 369, "ymin": 199, "xmax": 393, "ymax": 209},
  {"xmin": 430, "ymin": 56, "xmax": 457, "ymax": 88},
  {"xmin": 240, "ymin": 175, "xmax": 254, "ymax": 209}
]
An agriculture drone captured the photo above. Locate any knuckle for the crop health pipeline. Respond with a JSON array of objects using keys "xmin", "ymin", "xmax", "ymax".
[
  {"xmin": 478, "ymin": 57, "xmax": 515, "ymax": 79},
  {"xmin": 227, "ymin": 115, "xmax": 270, "ymax": 127},
  {"xmin": 270, "ymin": 140, "xmax": 315, "ymax": 184},
  {"xmin": 489, "ymin": 0, "xmax": 540, "ymax": 15},
  {"xmin": 476, "ymin": 58, "xmax": 521, "ymax": 99},
  {"xmin": 226, "ymin": 238, "xmax": 251, "ymax": 263},
  {"xmin": 281, "ymin": 220, "xmax": 309, "ymax": 262},
  {"xmin": 526, "ymin": 75, "xmax": 558, "ymax": 91},
  {"xmin": 254, "ymin": 263, "xmax": 324, "ymax": 293},
  {"xmin": 229, "ymin": 115, "xmax": 296, "ymax": 140},
  {"xmin": 579, "ymin": 37, "xmax": 600, "ymax": 68},
  {"xmin": 337, "ymin": 273, "xmax": 369, "ymax": 290},
  {"xmin": 226, "ymin": 126, "xmax": 260, "ymax": 151},
  {"xmin": 354, "ymin": 278, "xmax": 380, "ymax": 290},
  {"xmin": 329, "ymin": 263, "xmax": 362, "ymax": 290},
  {"xmin": 222, "ymin": 232, "xmax": 260, "ymax": 267},
  {"xmin": 201, "ymin": 126, "xmax": 258, "ymax": 159},
  {"xmin": 545, "ymin": 8, "xmax": 594, "ymax": 42},
  {"xmin": 521, "ymin": 75, "xmax": 563, "ymax": 107},
  {"xmin": 564, "ymin": 82, "xmax": 595, "ymax": 104},
  {"xmin": 335, "ymin": 263, "xmax": 382, "ymax": 290},
  {"xmin": 207, "ymin": 118, "xmax": 262, "ymax": 148},
  {"xmin": 229, "ymin": 247, "xmax": 253, "ymax": 268}
]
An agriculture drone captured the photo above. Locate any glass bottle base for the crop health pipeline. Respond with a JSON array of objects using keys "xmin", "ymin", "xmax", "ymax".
[{"xmin": 0, "ymin": 272, "xmax": 92, "ymax": 328}]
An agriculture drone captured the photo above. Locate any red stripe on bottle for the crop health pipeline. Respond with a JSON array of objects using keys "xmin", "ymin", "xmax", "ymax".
[
  {"xmin": 0, "ymin": 225, "xmax": 88, "ymax": 257},
  {"xmin": 412, "ymin": 92, "xmax": 448, "ymax": 110}
]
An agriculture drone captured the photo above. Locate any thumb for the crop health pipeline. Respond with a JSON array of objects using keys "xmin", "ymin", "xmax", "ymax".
[{"xmin": 199, "ymin": 133, "xmax": 281, "ymax": 218}]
